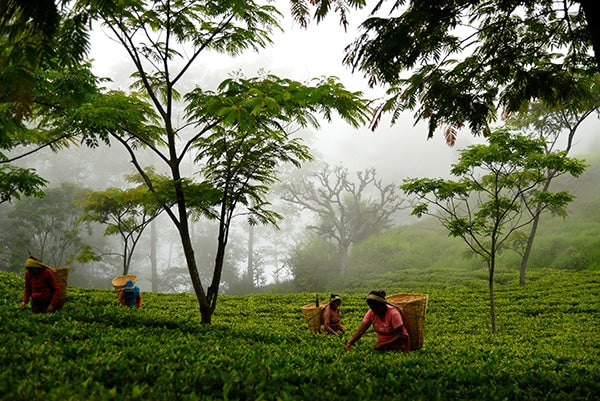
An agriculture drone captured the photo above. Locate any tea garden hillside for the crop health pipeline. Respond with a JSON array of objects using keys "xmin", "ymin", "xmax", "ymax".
[{"xmin": 1, "ymin": 263, "xmax": 599, "ymax": 400}]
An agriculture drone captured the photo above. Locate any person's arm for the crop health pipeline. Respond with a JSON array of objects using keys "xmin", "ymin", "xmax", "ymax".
[
  {"xmin": 373, "ymin": 328, "xmax": 406, "ymax": 350},
  {"xmin": 345, "ymin": 322, "xmax": 370, "ymax": 351}
]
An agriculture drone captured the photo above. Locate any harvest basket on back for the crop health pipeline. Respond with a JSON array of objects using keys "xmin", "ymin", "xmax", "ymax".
[
  {"xmin": 386, "ymin": 293, "xmax": 429, "ymax": 351},
  {"xmin": 111, "ymin": 275, "xmax": 137, "ymax": 291},
  {"xmin": 301, "ymin": 302, "xmax": 328, "ymax": 333},
  {"xmin": 51, "ymin": 267, "xmax": 69, "ymax": 309}
]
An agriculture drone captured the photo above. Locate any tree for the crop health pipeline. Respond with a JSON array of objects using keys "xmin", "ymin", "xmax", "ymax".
[
  {"xmin": 292, "ymin": 0, "xmax": 600, "ymax": 141},
  {"xmin": 506, "ymin": 85, "xmax": 600, "ymax": 285},
  {"xmin": 0, "ymin": 182, "xmax": 95, "ymax": 271},
  {"xmin": 282, "ymin": 163, "xmax": 405, "ymax": 275},
  {"xmin": 0, "ymin": 165, "xmax": 47, "ymax": 204},
  {"xmin": 78, "ymin": 182, "xmax": 164, "ymax": 276},
  {"xmin": 401, "ymin": 130, "xmax": 586, "ymax": 333},
  {"xmin": 1, "ymin": 1, "xmax": 94, "ymax": 203},
  {"xmin": 10, "ymin": 1, "xmax": 368, "ymax": 323}
]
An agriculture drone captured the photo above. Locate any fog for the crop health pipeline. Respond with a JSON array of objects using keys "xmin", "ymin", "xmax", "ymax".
[
  {"xmin": 5, "ymin": 2, "xmax": 600, "ymax": 292},
  {"xmin": 88, "ymin": 4, "xmax": 600, "ymax": 183}
]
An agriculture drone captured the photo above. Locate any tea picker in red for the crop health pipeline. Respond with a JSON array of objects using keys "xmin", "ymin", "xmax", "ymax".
[{"xmin": 20, "ymin": 256, "xmax": 60, "ymax": 314}]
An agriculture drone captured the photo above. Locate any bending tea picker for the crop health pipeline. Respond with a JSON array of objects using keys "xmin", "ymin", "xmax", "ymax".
[
  {"xmin": 20, "ymin": 256, "xmax": 60, "ymax": 314},
  {"xmin": 345, "ymin": 290, "xmax": 410, "ymax": 353},
  {"xmin": 321, "ymin": 294, "xmax": 345, "ymax": 335}
]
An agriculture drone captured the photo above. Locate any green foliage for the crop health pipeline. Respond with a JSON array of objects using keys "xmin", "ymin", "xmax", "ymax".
[
  {"xmin": 337, "ymin": 0, "xmax": 599, "ymax": 138},
  {"xmin": 1, "ymin": 267, "xmax": 599, "ymax": 400},
  {"xmin": 0, "ymin": 165, "xmax": 47, "ymax": 203},
  {"xmin": 287, "ymin": 237, "xmax": 340, "ymax": 292},
  {"xmin": 401, "ymin": 130, "xmax": 587, "ymax": 332},
  {"xmin": 0, "ymin": 182, "xmax": 93, "ymax": 270},
  {"xmin": 402, "ymin": 131, "xmax": 586, "ymax": 263}
]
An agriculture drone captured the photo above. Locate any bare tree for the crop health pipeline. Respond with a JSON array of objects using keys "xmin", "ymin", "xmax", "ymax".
[{"xmin": 282, "ymin": 163, "xmax": 406, "ymax": 275}]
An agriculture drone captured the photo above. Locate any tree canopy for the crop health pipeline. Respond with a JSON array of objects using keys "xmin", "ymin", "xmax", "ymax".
[
  {"xmin": 401, "ymin": 130, "xmax": 587, "ymax": 332},
  {"xmin": 1, "ymin": 0, "xmax": 369, "ymax": 323},
  {"xmin": 292, "ymin": 0, "xmax": 600, "ymax": 142}
]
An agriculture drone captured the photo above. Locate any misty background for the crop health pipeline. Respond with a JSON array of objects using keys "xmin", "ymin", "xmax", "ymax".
[{"xmin": 2, "ymin": 2, "xmax": 599, "ymax": 294}]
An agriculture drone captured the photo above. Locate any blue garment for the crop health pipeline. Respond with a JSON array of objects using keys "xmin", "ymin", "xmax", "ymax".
[{"xmin": 122, "ymin": 280, "xmax": 140, "ymax": 308}]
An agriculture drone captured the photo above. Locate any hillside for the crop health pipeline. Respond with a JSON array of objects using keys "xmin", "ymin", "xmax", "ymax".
[
  {"xmin": 2, "ymin": 266, "xmax": 599, "ymax": 401},
  {"xmin": 333, "ymin": 148, "xmax": 600, "ymax": 292}
]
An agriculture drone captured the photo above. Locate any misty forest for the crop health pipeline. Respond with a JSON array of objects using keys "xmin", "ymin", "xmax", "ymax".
[{"xmin": 1, "ymin": 1, "xmax": 600, "ymax": 400}]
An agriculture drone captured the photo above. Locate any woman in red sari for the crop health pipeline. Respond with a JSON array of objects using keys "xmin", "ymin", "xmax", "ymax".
[{"xmin": 20, "ymin": 257, "xmax": 60, "ymax": 314}]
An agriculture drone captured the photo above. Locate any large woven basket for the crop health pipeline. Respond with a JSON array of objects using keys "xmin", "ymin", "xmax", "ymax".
[
  {"xmin": 301, "ymin": 302, "xmax": 328, "ymax": 333},
  {"xmin": 386, "ymin": 293, "xmax": 429, "ymax": 351},
  {"xmin": 111, "ymin": 275, "xmax": 137, "ymax": 291},
  {"xmin": 51, "ymin": 267, "xmax": 69, "ymax": 309}
]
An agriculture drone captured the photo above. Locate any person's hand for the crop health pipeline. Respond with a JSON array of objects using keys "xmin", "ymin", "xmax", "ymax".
[
  {"xmin": 344, "ymin": 341, "xmax": 352, "ymax": 351},
  {"xmin": 46, "ymin": 304, "xmax": 55, "ymax": 313},
  {"xmin": 20, "ymin": 301, "xmax": 26, "ymax": 310}
]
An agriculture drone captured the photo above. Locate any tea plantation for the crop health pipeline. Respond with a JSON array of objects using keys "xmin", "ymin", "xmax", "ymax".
[{"xmin": 1, "ymin": 267, "xmax": 599, "ymax": 400}]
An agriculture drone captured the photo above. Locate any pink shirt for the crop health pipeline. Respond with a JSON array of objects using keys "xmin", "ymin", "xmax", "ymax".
[{"xmin": 363, "ymin": 304, "xmax": 409, "ymax": 344}]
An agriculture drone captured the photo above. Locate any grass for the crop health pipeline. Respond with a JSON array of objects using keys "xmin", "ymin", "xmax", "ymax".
[{"xmin": 1, "ymin": 266, "xmax": 599, "ymax": 400}]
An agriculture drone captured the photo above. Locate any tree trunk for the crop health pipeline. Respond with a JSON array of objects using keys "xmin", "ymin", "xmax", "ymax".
[
  {"xmin": 519, "ymin": 211, "xmax": 541, "ymax": 286},
  {"xmin": 247, "ymin": 224, "xmax": 254, "ymax": 288},
  {"xmin": 488, "ymin": 259, "xmax": 497, "ymax": 334},
  {"xmin": 150, "ymin": 220, "xmax": 158, "ymax": 293},
  {"xmin": 520, "ymin": 171, "xmax": 555, "ymax": 285},
  {"xmin": 580, "ymin": 0, "xmax": 600, "ymax": 72},
  {"xmin": 172, "ymin": 186, "xmax": 212, "ymax": 323},
  {"xmin": 339, "ymin": 243, "xmax": 350, "ymax": 276},
  {"xmin": 122, "ymin": 242, "xmax": 129, "ymax": 275},
  {"xmin": 180, "ymin": 227, "xmax": 211, "ymax": 324}
]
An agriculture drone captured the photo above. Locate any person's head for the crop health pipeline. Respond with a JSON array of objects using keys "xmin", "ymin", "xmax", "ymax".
[
  {"xmin": 366, "ymin": 290, "xmax": 388, "ymax": 316},
  {"xmin": 25, "ymin": 256, "xmax": 48, "ymax": 274},
  {"xmin": 329, "ymin": 294, "xmax": 342, "ymax": 308}
]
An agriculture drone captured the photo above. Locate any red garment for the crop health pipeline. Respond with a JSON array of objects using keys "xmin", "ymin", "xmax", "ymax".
[{"xmin": 22, "ymin": 267, "xmax": 60, "ymax": 310}]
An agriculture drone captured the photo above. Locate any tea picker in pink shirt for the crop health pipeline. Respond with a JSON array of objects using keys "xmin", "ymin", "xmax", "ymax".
[{"xmin": 345, "ymin": 290, "xmax": 410, "ymax": 352}]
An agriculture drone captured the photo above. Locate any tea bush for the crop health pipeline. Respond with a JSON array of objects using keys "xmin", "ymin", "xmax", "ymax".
[{"xmin": 1, "ymin": 267, "xmax": 599, "ymax": 400}]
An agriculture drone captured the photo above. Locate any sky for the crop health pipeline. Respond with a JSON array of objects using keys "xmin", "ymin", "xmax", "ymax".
[
  {"xmin": 82, "ymin": 1, "xmax": 600, "ymax": 287},
  {"xmin": 89, "ymin": 3, "xmax": 600, "ymax": 188},
  {"xmin": 88, "ymin": 3, "xmax": 482, "ymax": 187}
]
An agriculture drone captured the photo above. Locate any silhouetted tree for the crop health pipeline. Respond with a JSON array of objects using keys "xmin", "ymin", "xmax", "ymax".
[
  {"xmin": 0, "ymin": 182, "xmax": 95, "ymax": 271},
  {"xmin": 292, "ymin": 0, "xmax": 600, "ymax": 142},
  {"xmin": 282, "ymin": 163, "xmax": 405, "ymax": 275},
  {"xmin": 78, "ymin": 182, "xmax": 163, "ymax": 276}
]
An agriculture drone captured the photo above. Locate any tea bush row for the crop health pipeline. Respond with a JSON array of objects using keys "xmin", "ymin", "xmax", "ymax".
[{"xmin": 1, "ymin": 268, "xmax": 599, "ymax": 400}]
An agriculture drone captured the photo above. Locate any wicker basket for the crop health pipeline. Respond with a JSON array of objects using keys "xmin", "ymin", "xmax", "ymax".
[
  {"xmin": 301, "ymin": 302, "xmax": 328, "ymax": 333},
  {"xmin": 111, "ymin": 275, "xmax": 137, "ymax": 291},
  {"xmin": 52, "ymin": 267, "xmax": 69, "ymax": 309},
  {"xmin": 386, "ymin": 293, "xmax": 429, "ymax": 351}
]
